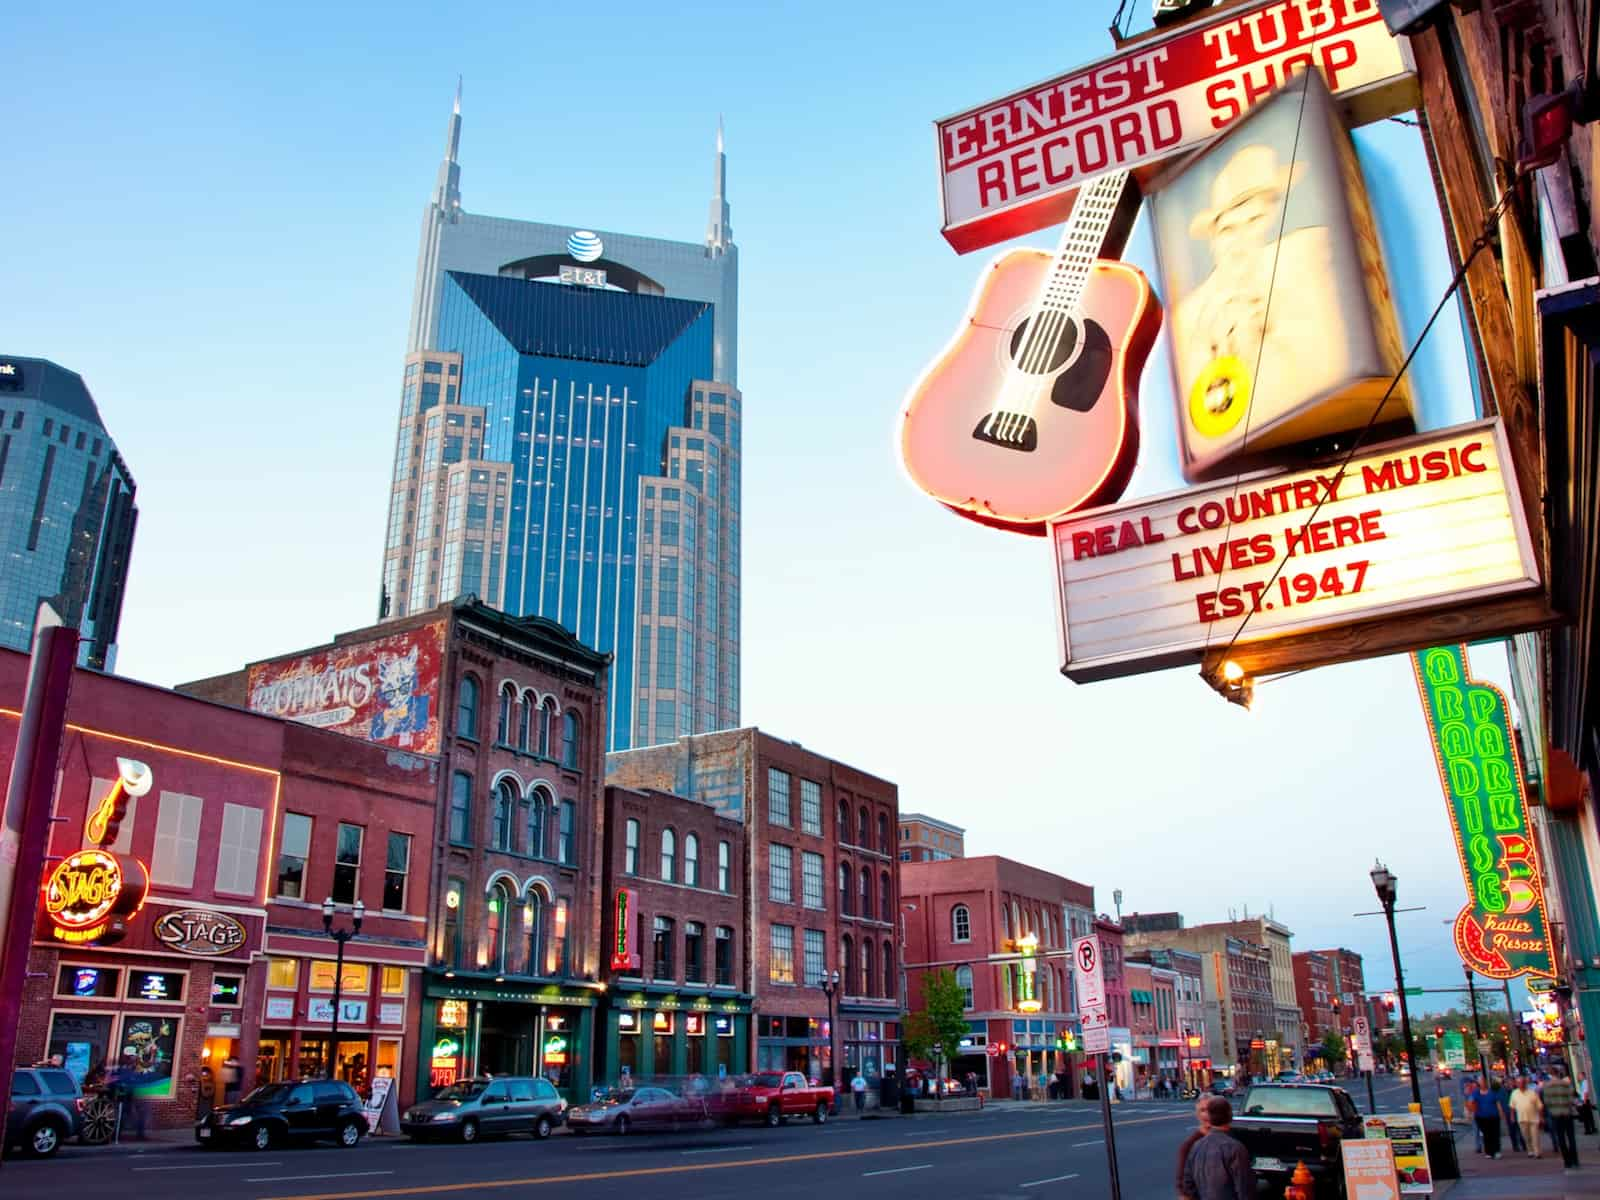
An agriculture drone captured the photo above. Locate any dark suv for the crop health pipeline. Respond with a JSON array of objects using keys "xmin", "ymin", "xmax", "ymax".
[
  {"xmin": 6, "ymin": 1068, "xmax": 83, "ymax": 1158},
  {"xmin": 196, "ymin": 1080, "xmax": 365, "ymax": 1151}
]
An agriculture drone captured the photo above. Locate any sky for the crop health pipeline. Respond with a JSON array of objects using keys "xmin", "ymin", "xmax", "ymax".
[{"xmin": 6, "ymin": 0, "xmax": 1521, "ymax": 1012}]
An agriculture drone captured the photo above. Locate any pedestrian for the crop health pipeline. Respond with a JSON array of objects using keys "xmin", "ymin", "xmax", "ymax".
[
  {"xmin": 1579, "ymin": 1074, "xmax": 1597, "ymax": 1135},
  {"xmin": 1542, "ymin": 1064, "xmax": 1581, "ymax": 1169},
  {"xmin": 1463, "ymin": 1079, "xmax": 1483, "ymax": 1153},
  {"xmin": 1499, "ymin": 1080, "xmax": 1525, "ymax": 1154},
  {"xmin": 1012, "ymin": 1070, "xmax": 1024, "ymax": 1102},
  {"xmin": 1476, "ymin": 1077, "xmax": 1504, "ymax": 1159},
  {"xmin": 1510, "ymin": 1076, "xmax": 1543, "ymax": 1157},
  {"xmin": 1181, "ymin": 1098, "xmax": 1255, "ymax": 1200},
  {"xmin": 1176, "ymin": 1096, "xmax": 1212, "ymax": 1199},
  {"xmin": 851, "ymin": 1070, "xmax": 867, "ymax": 1114}
]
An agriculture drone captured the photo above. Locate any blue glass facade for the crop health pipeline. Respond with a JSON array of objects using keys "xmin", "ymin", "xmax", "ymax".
[
  {"xmin": 0, "ymin": 357, "xmax": 137, "ymax": 669},
  {"xmin": 435, "ymin": 274, "xmax": 716, "ymax": 750}
]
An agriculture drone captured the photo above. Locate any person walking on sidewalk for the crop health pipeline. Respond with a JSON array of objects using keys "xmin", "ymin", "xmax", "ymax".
[
  {"xmin": 1464, "ymin": 1078, "xmax": 1484, "ymax": 1154},
  {"xmin": 1476, "ymin": 1078, "xmax": 1505, "ymax": 1159},
  {"xmin": 1510, "ymin": 1076, "xmax": 1544, "ymax": 1157},
  {"xmin": 851, "ymin": 1071, "xmax": 867, "ymax": 1114},
  {"xmin": 1182, "ymin": 1098, "xmax": 1255, "ymax": 1200},
  {"xmin": 1176, "ymin": 1096, "xmax": 1212, "ymax": 1199},
  {"xmin": 1499, "ymin": 1079, "xmax": 1525, "ymax": 1154},
  {"xmin": 1542, "ymin": 1064, "xmax": 1581, "ymax": 1169}
]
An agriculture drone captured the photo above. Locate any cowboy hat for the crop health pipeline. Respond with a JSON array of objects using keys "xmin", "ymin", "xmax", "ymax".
[{"xmin": 1188, "ymin": 144, "xmax": 1304, "ymax": 240}]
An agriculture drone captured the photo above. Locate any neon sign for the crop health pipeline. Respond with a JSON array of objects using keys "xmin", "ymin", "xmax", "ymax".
[
  {"xmin": 1412, "ymin": 645, "xmax": 1557, "ymax": 980},
  {"xmin": 610, "ymin": 888, "xmax": 640, "ymax": 972},
  {"xmin": 41, "ymin": 849, "xmax": 149, "ymax": 945}
]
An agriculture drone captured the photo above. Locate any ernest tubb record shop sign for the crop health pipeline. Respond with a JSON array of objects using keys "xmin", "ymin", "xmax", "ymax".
[{"xmin": 935, "ymin": 0, "xmax": 1415, "ymax": 252}]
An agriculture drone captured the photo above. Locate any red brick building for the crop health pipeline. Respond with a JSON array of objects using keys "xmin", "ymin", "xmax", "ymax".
[
  {"xmin": 900, "ymin": 856, "xmax": 1093, "ymax": 1098},
  {"xmin": 183, "ymin": 598, "xmax": 611, "ymax": 1104},
  {"xmin": 1293, "ymin": 950, "xmax": 1337, "ymax": 1046},
  {"xmin": 1, "ymin": 647, "xmax": 436, "ymax": 1128},
  {"xmin": 598, "ymin": 785, "xmax": 751, "ymax": 1083},
  {"xmin": 1314, "ymin": 947, "xmax": 1366, "ymax": 1035},
  {"xmin": 897, "ymin": 813, "xmax": 964, "ymax": 862},
  {"xmin": 608, "ymin": 729, "xmax": 900, "ymax": 1088},
  {"xmin": 1127, "ymin": 960, "xmax": 1157, "ymax": 1093}
]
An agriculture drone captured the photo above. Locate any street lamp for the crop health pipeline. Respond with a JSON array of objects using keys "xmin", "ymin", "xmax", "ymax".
[
  {"xmin": 321, "ymin": 897, "xmax": 365, "ymax": 1080},
  {"xmin": 820, "ymin": 968, "xmax": 841, "ymax": 1098},
  {"xmin": 1369, "ymin": 862, "xmax": 1422, "ymax": 1110}
]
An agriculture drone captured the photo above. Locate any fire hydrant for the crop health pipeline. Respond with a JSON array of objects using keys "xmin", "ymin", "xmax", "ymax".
[{"xmin": 1284, "ymin": 1161, "xmax": 1316, "ymax": 1200}]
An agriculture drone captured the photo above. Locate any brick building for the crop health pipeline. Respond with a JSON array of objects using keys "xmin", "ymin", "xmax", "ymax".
[
  {"xmin": 1, "ymin": 647, "xmax": 436, "ymax": 1128},
  {"xmin": 183, "ymin": 597, "xmax": 611, "ymax": 1104},
  {"xmin": 1126, "ymin": 960, "xmax": 1157, "ymax": 1093},
  {"xmin": 897, "ymin": 813, "xmax": 964, "ymax": 862},
  {"xmin": 1098, "ymin": 916, "xmax": 1132, "ymax": 1094},
  {"xmin": 599, "ymin": 784, "xmax": 751, "ymax": 1082},
  {"xmin": 1314, "ymin": 948, "xmax": 1366, "ymax": 1036},
  {"xmin": 1129, "ymin": 946, "xmax": 1210, "ymax": 1087},
  {"xmin": 1293, "ymin": 950, "xmax": 1337, "ymax": 1047},
  {"xmin": 608, "ymin": 728, "xmax": 900, "ymax": 1087}
]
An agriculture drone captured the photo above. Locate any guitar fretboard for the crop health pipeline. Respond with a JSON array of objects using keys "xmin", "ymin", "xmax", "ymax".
[{"xmin": 1034, "ymin": 170, "xmax": 1132, "ymax": 318}]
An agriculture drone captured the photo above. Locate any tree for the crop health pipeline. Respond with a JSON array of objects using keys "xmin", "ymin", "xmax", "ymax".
[
  {"xmin": 1320, "ymin": 1030, "xmax": 1348, "ymax": 1068},
  {"xmin": 902, "ymin": 968, "xmax": 970, "ymax": 1081}
]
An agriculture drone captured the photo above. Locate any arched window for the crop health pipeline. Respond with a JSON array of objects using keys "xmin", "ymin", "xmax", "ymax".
[
  {"xmin": 524, "ymin": 891, "xmax": 545, "ymax": 975},
  {"xmin": 857, "ymin": 806, "xmax": 869, "ymax": 847},
  {"xmin": 517, "ymin": 692, "xmax": 532, "ymax": 753},
  {"xmin": 497, "ymin": 684, "xmax": 515, "ymax": 744},
  {"xmin": 838, "ymin": 800, "xmax": 850, "ymax": 842},
  {"xmin": 955, "ymin": 965, "xmax": 974, "ymax": 1009},
  {"xmin": 877, "ymin": 812, "xmax": 889, "ymax": 855},
  {"xmin": 952, "ymin": 904, "xmax": 972, "ymax": 943},
  {"xmin": 1012, "ymin": 902, "xmax": 1022, "ymax": 939},
  {"xmin": 1000, "ymin": 904, "xmax": 1010, "ymax": 939},
  {"xmin": 842, "ymin": 934, "xmax": 855, "ymax": 994},
  {"xmin": 492, "ymin": 779, "xmax": 516, "ymax": 851},
  {"xmin": 859, "ymin": 866, "xmax": 871, "ymax": 917},
  {"xmin": 684, "ymin": 833, "xmax": 700, "ymax": 887},
  {"xmin": 880, "ymin": 871, "xmax": 891, "ymax": 922},
  {"xmin": 861, "ymin": 937, "xmax": 874, "ymax": 998},
  {"xmin": 455, "ymin": 676, "xmax": 480, "ymax": 738},
  {"xmin": 561, "ymin": 712, "xmax": 580, "ymax": 769},
  {"xmin": 525, "ymin": 790, "xmax": 547, "ymax": 858},
  {"xmin": 661, "ymin": 828, "xmax": 676, "ymax": 882},
  {"xmin": 538, "ymin": 698, "xmax": 556, "ymax": 757},
  {"xmin": 883, "ymin": 942, "xmax": 895, "ymax": 999},
  {"xmin": 839, "ymin": 861, "xmax": 852, "ymax": 915},
  {"xmin": 487, "ymin": 882, "xmax": 511, "ymax": 973}
]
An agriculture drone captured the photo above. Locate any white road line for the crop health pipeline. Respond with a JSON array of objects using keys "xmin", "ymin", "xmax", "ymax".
[
  {"xmin": 136, "ymin": 1162, "xmax": 283, "ymax": 1171},
  {"xmin": 681, "ymin": 1145, "xmax": 755, "ymax": 1155},
  {"xmin": 862, "ymin": 1164, "xmax": 933, "ymax": 1177},
  {"xmin": 243, "ymin": 1171, "xmax": 395, "ymax": 1183},
  {"xmin": 1021, "ymin": 1173, "xmax": 1081, "ymax": 1188},
  {"xmin": 1072, "ymin": 1137, "xmax": 1105, "ymax": 1146}
]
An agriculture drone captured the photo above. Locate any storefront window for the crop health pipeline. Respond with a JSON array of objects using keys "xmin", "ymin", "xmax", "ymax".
[
  {"xmin": 126, "ymin": 970, "xmax": 185, "ymax": 1003},
  {"xmin": 381, "ymin": 966, "xmax": 406, "ymax": 996},
  {"xmin": 48, "ymin": 1013, "xmax": 113, "ymax": 1084},
  {"xmin": 56, "ymin": 964, "xmax": 119, "ymax": 999},
  {"xmin": 257, "ymin": 1036, "xmax": 290, "ymax": 1084},
  {"xmin": 310, "ymin": 960, "xmax": 371, "ymax": 993},
  {"xmin": 685, "ymin": 1013, "xmax": 705, "ymax": 1075},
  {"xmin": 542, "ymin": 1012, "xmax": 573, "ymax": 1090},
  {"xmin": 653, "ymin": 1011, "xmax": 674, "ymax": 1070},
  {"xmin": 116, "ymin": 1013, "xmax": 181, "ymax": 1099},
  {"xmin": 618, "ymin": 1011, "xmax": 640, "ymax": 1079},
  {"xmin": 268, "ymin": 958, "xmax": 298, "ymax": 989},
  {"xmin": 211, "ymin": 975, "xmax": 244, "ymax": 1007}
]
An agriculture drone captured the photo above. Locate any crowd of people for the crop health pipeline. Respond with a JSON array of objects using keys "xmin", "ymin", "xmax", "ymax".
[{"xmin": 1461, "ymin": 1063, "xmax": 1592, "ymax": 1169}]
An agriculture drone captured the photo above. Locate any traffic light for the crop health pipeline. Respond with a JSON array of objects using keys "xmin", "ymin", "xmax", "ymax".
[
  {"xmin": 1435, "ymin": 1026, "xmax": 1445, "ymax": 1038},
  {"xmin": 1500, "ymin": 1024, "xmax": 1509, "ymax": 1035}
]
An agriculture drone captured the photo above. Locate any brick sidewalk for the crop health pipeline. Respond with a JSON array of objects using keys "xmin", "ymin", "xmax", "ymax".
[{"xmin": 1441, "ymin": 1129, "xmax": 1600, "ymax": 1199}]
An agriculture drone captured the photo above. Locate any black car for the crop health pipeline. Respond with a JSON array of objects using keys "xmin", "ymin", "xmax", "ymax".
[
  {"xmin": 196, "ymin": 1080, "xmax": 365, "ymax": 1151},
  {"xmin": 5, "ymin": 1068, "xmax": 84, "ymax": 1158}
]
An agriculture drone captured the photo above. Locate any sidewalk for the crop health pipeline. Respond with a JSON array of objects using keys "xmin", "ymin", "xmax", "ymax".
[{"xmin": 1439, "ymin": 1129, "xmax": 1600, "ymax": 1199}]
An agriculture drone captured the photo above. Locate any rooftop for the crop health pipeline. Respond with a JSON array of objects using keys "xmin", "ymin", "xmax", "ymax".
[{"xmin": 0, "ymin": 355, "xmax": 113, "ymax": 434}]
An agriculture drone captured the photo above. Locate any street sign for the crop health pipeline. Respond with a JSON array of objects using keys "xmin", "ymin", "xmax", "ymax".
[
  {"xmin": 1404, "ymin": 987, "xmax": 1425, "ymax": 996},
  {"xmin": 1084, "ymin": 1020, "xmax": 1111, "ymax": 1055},
  {"xmin": 1074, "ymin": 935, "xmax": 1106, "ymax": 1012}
]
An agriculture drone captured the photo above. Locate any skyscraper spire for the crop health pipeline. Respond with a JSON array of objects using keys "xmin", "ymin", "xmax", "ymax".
[
  {"xmin": 706, "ymin": 115, "xmax": 732, "ymax": 256},
  {"xmin": 434, "ymin": 78, "xmax": 462, "ymax": 220}
]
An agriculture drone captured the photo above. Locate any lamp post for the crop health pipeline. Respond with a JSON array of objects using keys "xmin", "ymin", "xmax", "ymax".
[
  {"xmin": 820, "ymin": 968, "xmax": 841, "ymax": 1102},
  {"xmin": 1369, "ymin": 862, "xmax": 1423, "ymax": 1110},
  {"xmin": 322, "ymin": 898, "xmax": 365, "ymax": 1080},
  {"xmin": 898, "ymin": 902, "xmax": 918, "ymax": 1078},
  {"xmin": 1463, "ymin": 967, "xmax": 1491, "ymax": 1083}
]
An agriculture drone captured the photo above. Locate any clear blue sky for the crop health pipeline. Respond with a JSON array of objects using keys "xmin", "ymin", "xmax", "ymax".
[{"xmin": 7, "ymin": 0, "xmax": 1516, "ymax": 1010}]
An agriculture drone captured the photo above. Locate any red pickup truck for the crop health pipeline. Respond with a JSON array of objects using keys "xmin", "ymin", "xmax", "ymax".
[{"xmin": 711, "ymin": 1071, "xmax": 836, "ymax": 1127}]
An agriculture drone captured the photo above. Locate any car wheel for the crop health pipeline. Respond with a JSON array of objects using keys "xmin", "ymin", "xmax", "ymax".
[
  {"xmin": 338, "ymin": 1119, "xmax": 362, "ymax": 1148},
  {"xmin": 765, "ymin": 1104, "xmax": 781, "ymax": 1128},
  {"xmin": 459, "ymin": 1119, "xmax": 478, "ymax": 1144},
  {"xmin": 252, "ymin": 1123, "xmax": 274, "ymax": 1152},
  {"xmin": 534, "ymin": 1115, "xmax": 553, "ymax": 1140},
  {"xmin": 615, "ymin": 1115, "xmax": 630, "ymax": 1136},
  {"xmin": 813, "ymin": 1102, "xmax": 828, "ymax": 1125},
  {"xmin": 28, "ymin": 1120, "xmax": 63, "ymax": 1158}
]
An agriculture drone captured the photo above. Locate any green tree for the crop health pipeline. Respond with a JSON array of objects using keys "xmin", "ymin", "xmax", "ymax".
[
  {"xmin": 1320, "ymin": 1031, "xmax": 1348, "ymax": 1068},
  {"xmin": 902, "ymin": 968, "xmax": 970, "ymax": 1081}
]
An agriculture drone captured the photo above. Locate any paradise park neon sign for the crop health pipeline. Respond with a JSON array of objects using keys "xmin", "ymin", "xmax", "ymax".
[{"xmin": 41, "ymin": 849, "xmax": 149, "ymax": 945}]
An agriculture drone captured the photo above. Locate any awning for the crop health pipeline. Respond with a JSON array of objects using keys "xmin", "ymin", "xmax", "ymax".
[{"xmin": 1130, "ymin": 989, "xmax": 1154, "ymax": 1004}]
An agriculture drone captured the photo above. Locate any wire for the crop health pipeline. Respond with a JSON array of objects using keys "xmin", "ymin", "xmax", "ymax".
[{"xmin": 1205, "ymin": 181, "xmax": 1520, "ymax": 676}]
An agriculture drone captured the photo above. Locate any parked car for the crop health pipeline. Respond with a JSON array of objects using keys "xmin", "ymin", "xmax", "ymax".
[
  {"xmin": 196, "ymin": 1080, "xmax": 364, "ymax": 1150},
  {"xmin": 1207, "ymin": 1079, "xmax": 1234, "ymax": 1096},
  {"xmin": 710, "ymin": 1071, "xmax": 836, "ymax": 1127},
  {"xmin": 402, "ymin": 1076, "xmax": 566, "ymax": 1143},
  {"xmin": 5, "ymin": 1068, "xmax": 83, "ymax": 1158},
  {"xmin": 567, "ymin": 1086, "xmax": 708, "ymax": 1134},
  {"xmin": 1231, "ymin": 1083, "xmax": 1364, "ymax": 1196}
]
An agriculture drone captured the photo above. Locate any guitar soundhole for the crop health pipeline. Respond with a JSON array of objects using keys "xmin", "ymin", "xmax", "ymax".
[{"xmin": 1009, "ymin": 315, "xmax": 1079, "ymax": 375}]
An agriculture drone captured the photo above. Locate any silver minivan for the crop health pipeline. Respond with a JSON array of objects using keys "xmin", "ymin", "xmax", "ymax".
[{"xmin": 401, "ymin": 1077, "xmax": 566, "ymax": 1143}]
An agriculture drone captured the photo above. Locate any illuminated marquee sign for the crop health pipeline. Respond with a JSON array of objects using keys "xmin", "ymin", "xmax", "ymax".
[
  {"xmin": 610, "ymin": 887, "xmax": 640, "ymax": 972},
  {"xmin": 1413, "ymin": 644, "xmax": 1557, "ymax": 981},
  {"xmin": 1051, "ymin": 420, "xmax": 1539, "ymax": 681},
  {"xmin": 41, "ymin": 849, "xmax": 149, "ymax": 945},
  {"xmin": 934, "ymin": 0, "xmax": 1416, "ymax": 252}
]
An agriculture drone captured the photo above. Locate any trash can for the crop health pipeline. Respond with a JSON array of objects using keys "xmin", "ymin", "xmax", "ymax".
[{"xmin": 1425, "ymin": 1128, "xmax": 1461, "ymax": 1180}]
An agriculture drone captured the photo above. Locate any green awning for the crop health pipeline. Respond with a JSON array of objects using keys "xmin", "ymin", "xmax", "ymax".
[{"xmin": 1131, "ymin": 989, "xmax": 1154, "ymax": 1004}]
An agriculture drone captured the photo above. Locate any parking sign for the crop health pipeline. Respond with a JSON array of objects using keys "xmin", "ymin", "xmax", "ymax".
[{"xmin": 1073, "ymin": 936, "xmax": 1105, "ymax": 1013}]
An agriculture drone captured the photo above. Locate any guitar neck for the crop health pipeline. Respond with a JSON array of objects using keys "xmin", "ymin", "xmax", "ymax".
[{"xmin": 1036, "ymin": 169, "xmax": 1133, "ymax": 317}]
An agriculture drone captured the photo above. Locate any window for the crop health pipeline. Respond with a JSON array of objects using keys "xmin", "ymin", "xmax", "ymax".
[
  {"xmin": 841, "ymin": 934, "xmax": 855, "ymax": 993},
  {"xmin": 492, "ymin": 781, "xmax": 515, "ymax": 852},
  {"xmin": 267, "ymin": 958, "xmax": 298, "ymax": 989},
  {"xmin": 801, "ymin": 851, "xmax": 824, "ymax": 909},
  {"xmin": 309, "ymin": 960, "xmax": 370, "ymax": 992},
  {"xmin": 878, "ymin": 813, "xmax": 889, "ymax": 855},
  {"xmin": 558, "ymin": 800, "xmax": 575, "ymax": 865},
  {"xmin": 685, "ymin": 922, "xmax": 705, "ymax": 983},
  {"xmin": 767, "ymin": 769, "xmax": 791, "ymax": 827},
  {"xmin": 684, "ymin": 833, "xmax": 700, "ymax": 887},
  {"xmin": 561, "ymin": 713, "xmax": 580, "ymax": 769},
  {"xmin": 381, "ymin": 966, "xmax": 406, "ymax": 996},
  {"xmin": 625, "ymin": 819, "xmax": 640, "ymax": 875},
  {"xmin": 661, "ymin": 829, "xmax": 676, "ymax": 882},
  {"xmin": 857, "ymin": 807, "xmax": 870, "ymax": 847},
  {"xmin": 332, "ymin": 823, "xmax": 363, "ymax": 904},
  {"xmin": 794, "ymin": 778, "xmax": 822, "ymax": 835},
  {"xmin": 497, "ymin": 685, "xmax": 514, "ymax": 744},
  {"xmin": 884, "ymin": 943, "xmax": 896, "ymax": 1000},
  {"xmin": 456, "ymin": 676, "xmax": 480, "ymax": 738},
  {"xmin": 215, "ymin": 803, "xmax": 263, "ymax": 896},
  {"xmin": 861, "ymin": 938, "xmax": 875, "ymax": 997},
  {"xmin": 952, "ymin": 904, "xmax": 971, "ymax": 942},
  {"xmin": 538, "ymin": 699, "xmax": 555, "ymax": 757},
  {"xmin": 487, "ymin": 884, "xmax": 510, "ymax": 973},
  {"xmin": 769, "ymin": 924, "xmax": 795, "ymax": 984},
  {"xmin": 277, "ymin": 813, "xmax": 312, "ymax": 898},
  {"xmin": 444, "ymin": 881, "xmax": 463, "ymax": 968},
  {"xmin": 838, "ymin": 800, "xmax": 850, "ymax": 842},
  {"xmin": 525, "ymin": 893, "xmax": 544, "ymax": 973},
  {"xmin": 715, "ymin": 926, "xmax": 734, "ymax": 985},
  {"xmin": 768, "ymin": 844, "xmax": 793, "ymax": 903},
  {"xmin": 839, "ymin": 862, "xmax": 852, "ymax": 915},
  {"xmin": 653, "ymin": 916, "xmax": 675, "ymax": 979},
  {"xmin": 525, "ymin": 792, "xmax": 546, "ymax": 857},
  {"xmin": 859, "ymin": 866, "xmax": 871, "ymax": 916},
  {"xmin": 516, "ymin": 693, "xmax": 531, "ymax": 752},
  {"xmin": 718, "ymin": 841, "xmax": 731, "ymax": 892},
  {"xmin": 953, "ymin": 964, "xmax": 976, "ymax": 1009},
  {"xmin": 449, "ymin": 772, "xmax": 472, "ymax": 844},
  {"xmin": 880, "ymin": 871, "xmax": 892, "ymax": 922},
  {"xmin": 151, "ymin": 792, "xmax": 203, "ymax": 888},
  {"xmin": 384, "ymin": 833, "xmax": 411, "ymax": 910},
  {"xmin": 803, "ymin": 928, "xmax": 826, "ymax": 986}
]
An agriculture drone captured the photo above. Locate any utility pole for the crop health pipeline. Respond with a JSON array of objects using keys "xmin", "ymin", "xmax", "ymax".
[{"xmin": 1465, "ymin": 967, "xmax": 1491, "ymax": 1083}]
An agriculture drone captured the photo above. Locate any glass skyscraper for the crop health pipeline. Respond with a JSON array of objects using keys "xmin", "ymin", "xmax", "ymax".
[
  {"xmin": 381, "ymin": 87, "xmax": 740, "ymax": 751},
  {"xmin": 0, "ymin": 356, "xmax": 137, "ymax": 669}
]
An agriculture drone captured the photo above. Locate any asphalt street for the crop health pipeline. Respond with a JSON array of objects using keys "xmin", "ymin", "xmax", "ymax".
[{"xmin": 0, "ymin": 1075, "xmax": 1437, "ymax": 1200}]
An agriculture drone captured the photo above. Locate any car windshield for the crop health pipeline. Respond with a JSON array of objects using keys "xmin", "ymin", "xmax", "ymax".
[
  {"xmin": 1241, "ymin": 1087, "xmax": 1340, "ymax": 1117},
  {"xmin": 739, "ymin": 1073, "xmax": 786, "ymax": 1088},
  {"xmin": 433, "ymin": 1080, "xmax": 487, "ymax": 1102},
  {"xmin": 241, "ymin": 1083, "xmax": 295, "ymax": 1105}
]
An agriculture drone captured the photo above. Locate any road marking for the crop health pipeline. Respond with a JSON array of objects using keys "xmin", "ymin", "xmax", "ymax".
[
  {"xmin": 680, "ymin": 1145, "xmax": 754, "ymax": 1155},
  {"xmin": 1072, "ymin": 1138, "xmax": 1104, "ymax": 1146},
  {"xmin": 862, "ymin": 1164, "xmax": 932, "ymax": 1177},
  {"xmin": 136, "ymin": 1162, "xmax": 284, "ymax": 1170},
  {"xmin": 1020, "ymin": 1174, "xmax": 1080, "ymax": 1188},
  {"xmin": 248, "ymin": 1172, "xmax": 396, "ymax": 1184},
  {"xmin": 259, "ymin": 1112, "xmax": 1191, "ymax": 1200}
]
